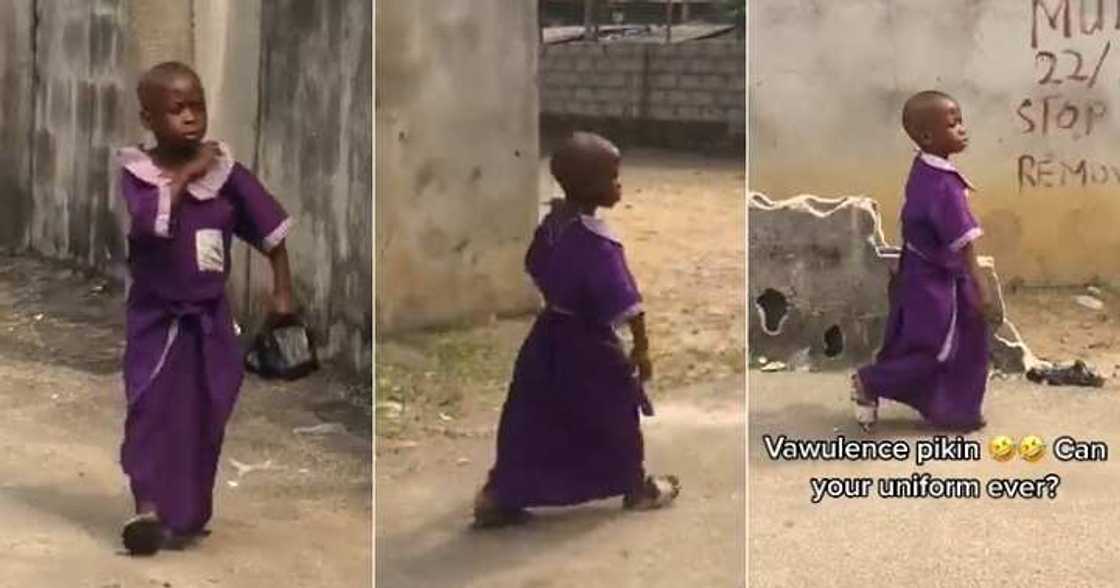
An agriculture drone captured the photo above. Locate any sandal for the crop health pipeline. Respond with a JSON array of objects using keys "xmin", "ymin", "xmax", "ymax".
[
  {"xmin": 122, "ymin": 512, "xmax": 163, "ymax": 556},
  {"xmin": 472, "ymin": 489, "xmax": 532, "ymax": 529},
  {"xmin": 850, "ymin": 374, "xmax": 877, "ymax": 433},
  {"xmin": 623, "ymin": 475, "xmax": 681, "ymax": 510}
]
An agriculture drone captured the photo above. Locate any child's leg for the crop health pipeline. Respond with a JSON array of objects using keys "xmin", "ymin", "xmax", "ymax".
[
  {"xmin": 160, "ymin": 326, "xmax": 217, "ymax": 535},
  {"xmin": 858, "ymin": 352, "xmax": 940, "ymax": 417},
  {"xmin": 120, "ymin": 388, "xmax": 164, "ymax": 555},
  {"xmin": 121, "ymin": 325, "xmax": 215, "ymax": 537},
  {"xmin": 926, "ymin": 299, "xmax": 990, "ymax": 430},
  {"xmin": 850, "ymin": 372, "xmax": 877, "ymax": 432}
]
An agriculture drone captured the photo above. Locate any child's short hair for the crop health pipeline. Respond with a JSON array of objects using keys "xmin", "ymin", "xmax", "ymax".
[
  {"xmin": 902, "ymin": 90, "xmax": 955, "ymax": 143},
  {"xmin": 137, "ymin": 61, "xmax": 201, "ymax": 108},
  {"xmin": 549, "ymin": 132, "xmax": 619, "ymax": 194}
]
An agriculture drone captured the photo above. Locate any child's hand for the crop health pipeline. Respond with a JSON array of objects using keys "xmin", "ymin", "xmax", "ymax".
[
  {"xmin": 184, "ymin": 141, "xmax": 221, "ymax": 181},
  {"xmin": 631, "ymin": 347, "xmax": 653, "ymax": 382},
  {"xmin": 163, "ymin": 141, "xmax": 219, "ymax": 185},
  {"xmin": 977, "ymin": 285, "xmax": 1003, "ymax": 327}
]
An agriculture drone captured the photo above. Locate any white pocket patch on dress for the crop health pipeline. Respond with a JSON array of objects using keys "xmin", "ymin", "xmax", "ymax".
[{"xmin": 195, "ymin": 229, "xmax": 225, "ymax": 272}]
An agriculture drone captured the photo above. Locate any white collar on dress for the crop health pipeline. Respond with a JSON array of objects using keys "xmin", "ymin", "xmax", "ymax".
[
  {"xmin": 579, "ymin": 214, "xmax": 622, "ymax": 245},
  {"xmin": 116, "ymin": 140, "xmax": 234, "ymax": 201},
  {"xmin": 915, "ymin": 149, "xmax": 976, "ymax": 191}
]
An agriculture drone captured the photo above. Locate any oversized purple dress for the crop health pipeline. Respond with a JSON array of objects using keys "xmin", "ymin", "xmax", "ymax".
[
  {"xmin": 484, "ymin": 204, "xmax": 649, "ymax": 508},
  {"xmin": 857, "ymin": 153, "xmax": 989, "ymax": 428},
  {"xmin": 116, "ymin": 143, "xmax": 290, "ymax": 534}
]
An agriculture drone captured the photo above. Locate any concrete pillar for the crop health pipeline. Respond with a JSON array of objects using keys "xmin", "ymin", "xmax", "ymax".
[
  {"xmin": 127, "ymin": 0, "xmax": 193, "ymax": 70},
  {"xmin": 191, "ymin": 0, "xmax": 261, "ymax": 165},
  {"xmin": 191, "ymin": 0, "xmax": 263, "ymax": 319}
]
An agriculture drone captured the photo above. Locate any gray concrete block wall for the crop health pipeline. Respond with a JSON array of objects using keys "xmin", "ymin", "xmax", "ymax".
[
  {"xmin": 30, "ymin": 0, "xmax": 132, "ymax": 267},
  {"xmin": 0, "ymin": 0, "xmax": 35, "ymax": 251},
  {"xmin": 258, "ymin": 0, "xmax": 373, "ymax": 375},
  {"xmin": 539, "ymin": 40, "xmax": 745, "ymax": 128},
  {"xmin": 0, "ymin": 0, "xmax": 373, "ymax": 376}
]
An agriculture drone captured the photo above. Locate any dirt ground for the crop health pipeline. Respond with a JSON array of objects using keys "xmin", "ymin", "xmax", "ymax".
[
  {"xmin": 375, "ymin": 150, "xmax": 747, "ymax": 587},
  {"xmin": 748, "ymin": 287, "xmax": 1120, "ymax": 587},
  {"xmin": 0, "ymin": 255, "xmax": 372, "ymax": 587},
  {"xmin": 1001, "ymin": 285, "xmax": 1120, "ymax": 376}
]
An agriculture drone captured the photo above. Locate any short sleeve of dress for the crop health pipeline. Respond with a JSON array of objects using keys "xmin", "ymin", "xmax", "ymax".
[
  {"xmin": 585, "ymin": 239, "xmax": 643, "ymax": 328},
  {"xmin": 931, "ymin": 176, "xmax": 982, "ymax": 252},
  {"xmin": 227, "ymin": 163, "xmax": 292, "ymax": 253},
  {"xmin": 120, "ymin": 170, "xmax": 173, "ymax": 239}
]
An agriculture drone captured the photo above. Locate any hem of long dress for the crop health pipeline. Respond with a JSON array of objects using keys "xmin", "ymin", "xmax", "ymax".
[
  {"xmin": 486, "ymin": 475, "xmax": 639, "ymax": 509},
  {"xmin": 856, "ymin": 372, "xmax": 982, "ymax": 430}
]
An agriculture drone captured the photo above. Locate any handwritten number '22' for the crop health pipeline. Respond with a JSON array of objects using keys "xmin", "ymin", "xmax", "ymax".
[{"xmin": 1037, "ymin": 42, "xmax": 1111, "ymax": 88}]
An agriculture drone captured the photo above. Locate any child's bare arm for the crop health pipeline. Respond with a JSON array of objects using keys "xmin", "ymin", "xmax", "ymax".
[
  {"xmin": 266, "ymin": 241, "xmax": 295, "ymax": 317},
  {"xmin": 627, "ymin": 312, "xmax": 652, "ymax": 381},
  {"xmin": 962, "ymin": 241, "xmax": 1002, "ymax": 325}
]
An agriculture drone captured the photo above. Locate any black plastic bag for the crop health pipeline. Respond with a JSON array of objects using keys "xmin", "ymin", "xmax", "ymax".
[
  {"xmin": 245, "ymin": 314, "xmax": 318, "ymax": 381},
  {"xmin": 1026, "ymin": 360, "xmax": 1105, "ymax": 388}
]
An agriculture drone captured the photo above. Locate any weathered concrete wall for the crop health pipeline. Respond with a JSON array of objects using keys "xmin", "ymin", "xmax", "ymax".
[
  {"xmin": 22, "ymin": 1, "xmax": 192, "ymax": 278},
  {"xmin": 128, "ymin": 0, "xmax": 193, "ymax": 68},
  {"xmin": 30, "ymin": 1, "xmax": 132, "ymax": 269},
  {"xmin": 0, "ymin": 0, "xmax": 35, "ymax": 251},
  {"xmin": 258, "ymin": 0, "xmax": 372, "ymax": 373},
  {"xmin": 0, "ymin": 0, "xmax": 372, "ymax": 375},
  {"xmin": 750, "ymin": 0, "xmax": 1120, "ymax": 285},
  {"xmin": 541, "ymin": 41, "xmax": 745, "ymax": 126},
  {"xmin": 749, "ymin": 192, "xmax": 1038, "ymax": 373},
  {"xmin": 376, "ymin": 1, "xmax": 541, "ymax": 334},
  {"xmin": 192, "ymin": 0, "xmax": 260, "ymax": 168},
  {"xmin": 191, "ymin": 0, "xmax": 262, "ymax": 323},
  {"xmin": 748, "ymin": 193, "xmax": 896, "ymax": 369}
]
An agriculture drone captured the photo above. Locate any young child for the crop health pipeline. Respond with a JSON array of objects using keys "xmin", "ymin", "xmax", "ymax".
[
  {"xmin": 116, "ymin": 61, "xmax": 295, "ymax": 554},
  {"xmin": 473, "ymin": 132, "xmax": 680, "ymax": 527},
  {"xmin": 852, "ymin": 90, "xmax": 1001, "ymax": 433}
]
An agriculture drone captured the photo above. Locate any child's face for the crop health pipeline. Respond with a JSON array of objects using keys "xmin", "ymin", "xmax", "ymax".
[
  {"xmin": 594, "ymin": 154, "xmax": 622, "ymax": 208},
  {"xmin": 921, "ymin": 99, "xmax": 968, "ymax": 156},
  {"xmin": 141, "ymin": 74, "xmax": 207, "ymax": 150}
]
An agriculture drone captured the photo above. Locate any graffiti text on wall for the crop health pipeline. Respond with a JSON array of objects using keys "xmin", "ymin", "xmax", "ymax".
[
  {"xmin": 1018, "ymin": 155, "xmax": 1120, "ymax": 188},
  {"xmin": 1020, "ymin": 1, "xmax": 1117, "ymax": 190}
]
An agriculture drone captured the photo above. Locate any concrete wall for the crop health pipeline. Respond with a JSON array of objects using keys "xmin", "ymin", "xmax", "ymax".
[
  {"xmin": 540, "ymin": 41, "xmax": 745, "ymax": 127},
  {"xmin": 191, "ymin": 0, "xmax": 262, "ymax": 325},
  {"xmin": 375, "ymin": 1, "xmax": 541, "ymax": 334},
  {"xmin": 258, "ymin": 0, "xmax": 373, "ymax": 373},
  {"xmin": 751, "ymin": 0, "xmax": 1120, "ymax": 285},
  {"xmin": 749, "ymin": 192, "xmax": 1036, "ymax": 373},
  {"xmin": 0, "ymin": 0, "xmax": 373, "ymax": 375},
  {"xmin": 30, "ymin": 1, "xmax": 132, "ymax": 268},
  {"xmin": 0, "ymin": 0, "xmax": 35, "ymax": 251},
  {"xmin": 542, "ymin": 1, "xmax": 728, "ymax": 26},
  {"xmin": 748, "ymin": 194, "xmax": 894, "ymax": 369}
]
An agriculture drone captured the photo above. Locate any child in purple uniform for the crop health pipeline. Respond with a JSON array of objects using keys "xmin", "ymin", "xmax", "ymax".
[
  {"xmin": 116, "ymin": 62, "xmax": 295, "ymax": 554},
  {"xmin": 473, "ymin": 132, "xmax": 680, "ymax": 528},
  {"xmin": 852, "ymin": 91, "xmax": 1002, "ymax": 433}
]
